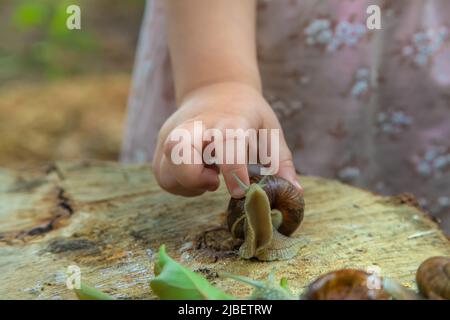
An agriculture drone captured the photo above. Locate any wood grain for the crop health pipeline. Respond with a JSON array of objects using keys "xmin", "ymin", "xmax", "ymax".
[{"xmin": 0, "ymin": 161, "xmax": 448, "ymax": 299}]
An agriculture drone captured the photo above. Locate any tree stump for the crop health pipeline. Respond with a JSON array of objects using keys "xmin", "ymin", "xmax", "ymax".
[{"xmin": 0, "ymin": 161, "xmax": 448, "ymax": 299}]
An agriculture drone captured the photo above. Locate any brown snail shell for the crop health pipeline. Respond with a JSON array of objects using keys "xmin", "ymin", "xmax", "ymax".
[
  {"xmin": 226, "ymin": 175, "xmax": 304, "ymax": 240},
  {"xmin": 416, "ymin": 256, "xmax": 450, "ymax": 300},
  {"xmin": 301, "ymin": 269, "xmax": 391, "ymax": 300}
]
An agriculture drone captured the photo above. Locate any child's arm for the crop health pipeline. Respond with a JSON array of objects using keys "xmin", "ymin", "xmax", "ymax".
[
  {"xmin": 153, "ymin": 0, "xmax": 302, "ymax": 198},
  {"xmin": 165, "ymin": 0, "xmax": 261, "ymax": 103}
]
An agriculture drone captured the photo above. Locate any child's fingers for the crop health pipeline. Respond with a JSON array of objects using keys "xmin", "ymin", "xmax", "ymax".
[
  {"xmin": 212, "ymin": 120, "xmax": 252, "ymax": 199},
  {"xmin": 262, "ymin": 113, "xmax": 303, "ymax": 195},
  {"xmin": 278, "ymin": 159, "xmax": 303, "ymax": 195},
  {"xmin": 171, "ymin": 160, "xmax": 220, "ymax": 191},
  {"xmin": 154, "ymin": 138, "xmax": 210, "ymax": 196},
  {"xmin": 158, "ymin": 155, "xmax": 210, "ymax": 196},
  {"xmin": 162, "ymin": 123, "xmax": 220, "ymax": 192},
  {"xmin": 277, "ymin": 139, "xmax": 303, "ymax": 196}
]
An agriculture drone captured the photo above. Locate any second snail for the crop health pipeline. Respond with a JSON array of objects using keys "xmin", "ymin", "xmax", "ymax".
[{"xmin": 300, "ymin": 256, "xmax": 450, "ymax": 300}]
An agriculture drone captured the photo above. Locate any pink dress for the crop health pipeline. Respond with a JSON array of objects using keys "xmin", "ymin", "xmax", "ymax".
[{"xmin": 122, "ymin": 0, "xmax": 450, "ymax": 233}]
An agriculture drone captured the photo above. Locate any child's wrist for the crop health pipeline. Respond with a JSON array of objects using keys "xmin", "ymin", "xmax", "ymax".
[{"xmin": 178, "ymin": 80, "xmax": 261, "ymax": 107}]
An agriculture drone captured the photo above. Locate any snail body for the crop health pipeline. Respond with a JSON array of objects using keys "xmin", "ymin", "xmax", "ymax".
[
  {"xmin": 416, "ymin": 256, "xmax": 450, "ymax": 300},
  {"xmin": 226, "ymin": 175, "xmax": 305, "ymax": 261}
]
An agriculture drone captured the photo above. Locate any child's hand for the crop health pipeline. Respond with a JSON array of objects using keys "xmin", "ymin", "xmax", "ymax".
[{"xmin": 152, "ymin": 82, "xmax": 303, "ymax": 198}]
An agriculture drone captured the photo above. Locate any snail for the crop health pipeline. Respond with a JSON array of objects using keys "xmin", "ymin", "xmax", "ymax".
[
  {"xmin": 416, "ymin": 256, "xmax": 450, "ymax": 300},
  {"xmin": 226, "ymin": 174, "xmax": 305, "ymax": 261},
  {"xmin": 301, "ymin": 269, "xmax": 391, "ymax": 300},
  {"xmin": 384, "ymin": 256, "xmax": 450, "ymax": 300},
  {"xmin": 301, "ymin": 256, "xmax": 450, "ymax": 300}
]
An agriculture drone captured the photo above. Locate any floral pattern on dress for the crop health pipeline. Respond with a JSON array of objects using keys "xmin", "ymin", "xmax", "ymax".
[
  {"xmin": 399, "ymin": 26, "xmax": 449, "ymax": 67},
  {"xmin": 304, "ymin": 18, "xmax": 368, "ymax": 52}
]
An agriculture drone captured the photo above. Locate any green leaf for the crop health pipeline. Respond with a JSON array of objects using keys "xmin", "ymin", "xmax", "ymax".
[
  {"xmin": 222, "ymin": 271, "xmax": 296, "ymax": 300},
  {"xmin": 74, "ymin": 282, "xmax": 115, "ymax": 300},
  {"xmin": 280, "ymin": 277, "xmax": 289, "ymax": 290},
  {"xmin": 150, "ymin": 245, "xmax": 234, "ymax": 300}
]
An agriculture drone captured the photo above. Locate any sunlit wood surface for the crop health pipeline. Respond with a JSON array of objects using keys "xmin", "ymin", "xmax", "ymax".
[{"xmin": 0, "ymin": 161, "xmax": 448, "ymax": 299}]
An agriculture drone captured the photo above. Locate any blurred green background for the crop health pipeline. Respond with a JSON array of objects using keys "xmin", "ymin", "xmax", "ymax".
[
  {"xmin": 0, "ymin": 0, "xmax": 146, "ymax": 167},
  {"xmin": 0, "ymin": 0, "xmax": 145, "ymax": 83}
]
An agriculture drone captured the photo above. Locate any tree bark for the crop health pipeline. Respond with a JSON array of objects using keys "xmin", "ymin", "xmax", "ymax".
[{"xmin": 0, "ymin": 161, "xmax": 448, "ymax": 299}]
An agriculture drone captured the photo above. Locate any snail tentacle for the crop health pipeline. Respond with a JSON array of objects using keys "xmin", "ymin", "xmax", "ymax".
[{"xmin": 231, "ymin": 172, "xmax": 250, "ymax": 192}]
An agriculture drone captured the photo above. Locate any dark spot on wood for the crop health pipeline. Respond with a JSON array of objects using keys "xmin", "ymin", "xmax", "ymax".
[
  {"xmin": 0, "ymin": 186, "xmax": 75, "ymax": 242},
  {"xmin": 194, "ymin": 267, "xmax": 219, "ymax": 281},
  {"xmin": 57, "ymin": 187, "xmax": 74, "ymax": 215},
  {"xmin": 45, "ymin": 163, "xmax": 65, "ymax": 180},
  {"xmin": 28, "ymin": 224, "xmax": 53, "ymax": 236},
  {"xmin": 23, "ymin": 187, "xmax": 74, "ymax": 237},
  {"xmin": 7, "ymin": 178, "xmax": 46, "ymax": 193},
  {"xmin": 396, "ymin": 193, "xmax": 420, "ymax": 208},
  {"xmin": 130, "ymin": 227, "xmax": 154, "ymax": 245},
  {"xmin": 45, "ymin": 237, "xmax": 98, "ymax": 254},
  {"xmin": 193, "ymin": 226, "xmax": 238, "ymax": 251},
  {"xmin": 190, "ymin": 225, "xmax": 240, "ymax": 262}
]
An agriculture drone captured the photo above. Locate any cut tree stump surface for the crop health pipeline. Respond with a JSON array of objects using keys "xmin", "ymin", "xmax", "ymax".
[{"xmin": 0, "ymin": 161, "xmax": 448, "ymax": 299}]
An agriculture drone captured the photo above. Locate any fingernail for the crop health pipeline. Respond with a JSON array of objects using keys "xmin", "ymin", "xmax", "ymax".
[{"xmin": 232, "ymin": 187, "xmax": 245, "ymax": 199}]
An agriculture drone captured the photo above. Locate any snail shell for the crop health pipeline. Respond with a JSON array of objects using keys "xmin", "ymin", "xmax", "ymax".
[
  {"xmin": 416, "ymin": 256, "xmax": 450, "ymax": 300},
  {"xmin": 301, "ymin": 269, "xmax": 391, "ymax": 300},
  {"xmin": 226, "ymin": 175, "xmax": 304, "ymax": 240}
]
